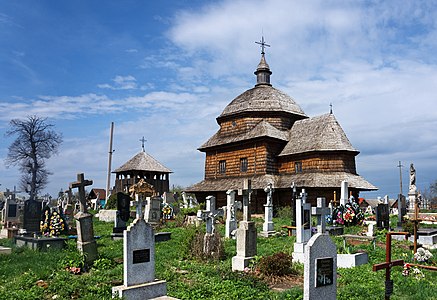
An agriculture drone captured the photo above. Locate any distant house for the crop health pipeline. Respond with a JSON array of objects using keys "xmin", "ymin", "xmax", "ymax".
[
  {"xmin": 187, "ymin": 49, "xmax": 377, "ymax": 212},
  {"xmin": 112, "ymin": 148, "xmax": 172, "ymax": 196},
  {"xmin": 88, "ymin": 188, "xmax": 106, "ymax": 209}
]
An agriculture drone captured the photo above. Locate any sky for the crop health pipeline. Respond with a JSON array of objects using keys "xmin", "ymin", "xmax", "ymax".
[{"xmin": 0, "ymin": 0, "xmax": 436, "ymax": 200}]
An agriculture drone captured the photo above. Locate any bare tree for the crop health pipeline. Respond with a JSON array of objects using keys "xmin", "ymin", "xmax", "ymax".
[{"xmin": 5, "ymin": 116, "xmax": 62, "ymax": 200}]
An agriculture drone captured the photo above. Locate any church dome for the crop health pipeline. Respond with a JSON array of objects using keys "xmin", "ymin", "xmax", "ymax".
[
  {"xmin": 218, "ymin": 84, "xmax": 307, "ymax": 120},
  {"xmin": 218, "ymin": 49, "xmax": 307, "ymax": 121}
]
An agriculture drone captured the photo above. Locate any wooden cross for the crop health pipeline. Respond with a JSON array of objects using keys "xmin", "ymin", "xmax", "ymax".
[
  {"xmin": 140, "ymin": 136, "xmax": 147, "ymax": 152},
  {"xmin": 255, "ymin": 36, "xmax": 270, "ymax": 55},
  {"xmin": 69, "ymin": 173, "xmax": 93, "ymax": 213},
  {"xmin": 373, "ymin": 232, "xmax": 409, "ymax": 300}
]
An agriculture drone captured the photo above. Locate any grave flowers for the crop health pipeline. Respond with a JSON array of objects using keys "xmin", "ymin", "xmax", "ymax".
[
  {"xmin": 414, "ymin": 247, "xmax": 433, "ymax": 263},
  {"xmin": 331, "ymin": 202, "xmax": 364, "ymax": 226},
  {"xmin": 40, "ymin": 210, "xmax": 66, "ymax": 237}
]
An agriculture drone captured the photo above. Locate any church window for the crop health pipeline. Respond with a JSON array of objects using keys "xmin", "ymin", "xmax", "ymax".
[
  {"xmin": 295, "ymin": 161, "xmax": 302, "ymax": 173},
  {"xmin": 240, "ymin": 157, "xmax": 248, "ymax": 172},
  {"xmin": 219, "ymin": 160, "xmax": 226, "ymax": 174}
]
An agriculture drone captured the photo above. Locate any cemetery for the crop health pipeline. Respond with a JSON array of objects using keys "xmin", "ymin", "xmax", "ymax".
[{"xmin": 2, "ymin": 175, "xmax": 437, "ymax": 299}]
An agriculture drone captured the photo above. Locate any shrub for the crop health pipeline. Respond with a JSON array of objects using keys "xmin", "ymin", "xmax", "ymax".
[
  {"xmin": 276, "ymin": 206, "xmax": 293, "ymax": 219},
  {"xmin": 257, "ymin": 252, "xmax": 295, "ymax": 276}
]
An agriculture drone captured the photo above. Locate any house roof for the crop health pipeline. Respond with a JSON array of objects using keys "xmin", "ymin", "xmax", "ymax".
[
  {"xmin": 113, "ymin": 151, "xmax": 172, "ymax": 174},
  {"xmin": 198, "ymin": 120, "xmax": 289, "ymax": 150},
  {"xmin": 88, "ymin": 189, "xmax": 106, "ymax": 200},
  {"xmin": 217, "ymin": 85, "xmax": 307, "ymax": 120},
  {"xmin": 279, "ymin": 113, "xmax": 358, "ymax": 156},
  {"xmin": 186, "ymin": 171, "xmax": 377, "ymax": 192}
]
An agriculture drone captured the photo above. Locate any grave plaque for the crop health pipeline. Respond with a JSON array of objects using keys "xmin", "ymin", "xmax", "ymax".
[
  {"xmin": 23, "ymin": 200, "xmax": 42, "ymax": 233},
  {"xmin": 316, "ymin": 257, "xmax": 334, "ymax": 287},
  {"xmin": 133, "ymin": 249, "xmax": 150, "ymax": 264}
]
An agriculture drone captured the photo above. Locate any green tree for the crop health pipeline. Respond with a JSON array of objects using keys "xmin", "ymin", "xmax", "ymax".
[{"xmin": 5, "ymin": 116, "xmax": 62, "ymax": 200}]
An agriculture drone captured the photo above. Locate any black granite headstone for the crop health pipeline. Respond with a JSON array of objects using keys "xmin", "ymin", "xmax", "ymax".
[
  {"xmin": 117, "ymin": 192, "xmax": 131, "ymax": 222},
  {"xmin": 23, "ymin": 200, "xmax": 42, "ymax": 233},
  {"xmin": 7, "ymin": 204, "xmax": 17, "ymax": 218},
  {"xmin": 376, "ymin": 203, "xmax": 390, "ymax": 230}
]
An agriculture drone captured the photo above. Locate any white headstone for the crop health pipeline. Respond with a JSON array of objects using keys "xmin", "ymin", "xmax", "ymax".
[
  {"xmin": 340, "ymin": 181, "xmax": 348, "ymax": 206},
  {"xmin": 304, "ymin": 233, "xmax": 337, "ymax": 300},
  {"xmin": 293, "ymin": 189, "xmax": 312, "ymax": 263},
  {"xmin": 225, "ymin": 190, "xmax": 237, "ymax": 238},
  {"xmin": 260, "ymin": 183, "xmax": 275, "ymax": 237},
  {"xmin": 112, "ymin": 218, "xmax": 171, "ymax": 299},
  {"xmin": 144, "ymin": 196, "xmax": 161, "ymax": 224}
]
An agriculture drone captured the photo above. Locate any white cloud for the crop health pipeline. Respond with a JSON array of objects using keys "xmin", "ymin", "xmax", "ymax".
[{"xmin": 98, "ymin": 75, "xmax": 138, "ymax": 90}]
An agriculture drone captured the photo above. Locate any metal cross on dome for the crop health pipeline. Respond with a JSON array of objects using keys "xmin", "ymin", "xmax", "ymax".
[
  {"xmin": 255, "ymin": 36, "xmax": 270, "ymax": 55},
  {"xmin": 140, "ymin": 136, "xmax": 147, "ymax": 152}
]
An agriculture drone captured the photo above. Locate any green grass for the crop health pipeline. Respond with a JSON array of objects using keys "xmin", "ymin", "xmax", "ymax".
[{"xmin": 1, "ymin": 215, "xmax": 437, "ymax": 299}]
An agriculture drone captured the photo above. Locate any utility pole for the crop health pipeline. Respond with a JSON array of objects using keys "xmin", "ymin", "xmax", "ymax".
[
  {"xmin": 106, "ymin": 122, "xmax": 115, "ymax": 202},
  {"xmin": 397, "ymin": 161, "xmax": 404, "ymax": 228},
  {"xmin": 397, "ymin": 161, "xmax": 403, "ymax": 196}
]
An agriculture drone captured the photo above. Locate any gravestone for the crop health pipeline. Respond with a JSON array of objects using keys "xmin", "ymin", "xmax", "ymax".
[
  {"xmin": 112, "ymin": 192, "xmax": 131, "ymax": 238},
  {"xmin": 292, "ymin": 189, "xmax": 312, "ymax": 263},
  {"xmin": 23, "ymin": 199, "xmax": 42, "ymax": 233},
  {"xmin": 340, "ymin": 181, "xmax": 348, "ymax": 206},
  {"xmin": 145, "ymin": 196, "xmax": 161, "ymax": 224},
  {"xmin": 303, "ymin": 229, "xmax": 337, "ymax": 299},
  {"xmin": 128, "ymin": 179, "xmax": 155, "ymax": 222},
  {"xmin": 112, "ymin": 204, "xmax": 176, "ymax": 299},
  {"xmin": 260, "ymin": 183, "xmax": 275, "ymax": 237},
  {"xmin": 70, "ymin": 173, "xmax": 98, "ymax": 264},
  {"xmin": 312, "ymin": 198, "xmax": 329, "ymax": 234},
  {"xmin": 225, "ymin": 190, "xmax": 238, "ymax": 238},
  {"xmin": 376, "ymin": 203, "xmax": 390, "ymax": 230},
  {"xmin": 197, "ymin": 196, "xmax": 224, "ymax": 256},
  {"xmin": 232, "ymin": 179, "xmax": 257, "ymax": 271}
]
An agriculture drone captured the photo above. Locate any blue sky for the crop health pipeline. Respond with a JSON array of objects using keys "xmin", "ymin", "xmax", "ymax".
[{"xmin": 1, "ymin": 0, "xmax": 436, "ymax": 200}]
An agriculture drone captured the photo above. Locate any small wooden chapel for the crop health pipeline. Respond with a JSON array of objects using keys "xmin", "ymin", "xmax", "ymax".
[
  {"xmin": 187, "ymin": 39, "xmax": 377, "ymax": 212},
  {"xmin": 112, "ymin": 140, "xmax": 172, "ymax": 196}
]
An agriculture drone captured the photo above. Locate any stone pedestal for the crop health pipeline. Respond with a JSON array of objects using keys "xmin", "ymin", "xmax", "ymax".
[
  {"xmin": 232, "ymin": 221, "xmax": 257, "ymax": 271},
  {"xmin": 75, "ymin": 212, "xmax": 98, "ymax": 264},
  {"xmin": 409, "ymin": 191, "xmax": 417, "ymax": 211},
  {"xmin": 260, "ymin": 204, "xmax": 275, "ymax": 237}
]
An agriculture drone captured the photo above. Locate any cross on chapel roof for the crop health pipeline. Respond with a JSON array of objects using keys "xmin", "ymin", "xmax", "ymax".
[{"xmin": 255, "ymin": 36, "xmax": 270, "ymax": 55}]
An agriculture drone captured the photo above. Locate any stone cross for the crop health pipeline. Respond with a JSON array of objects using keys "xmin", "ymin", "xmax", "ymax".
[
  {"xmin": 225, "ymin": 190, "xmax": 237, "ymax": 238},
  {"xmin": 69, "ymin": 173, "xmax": 93, "ymax": 213},
  {"xmin": 312, "ymin": 198, "xmax": 329, "ymax": 234},
  {"xmin": 261, "ymin": 183, "xmax": 275, "ymax": 237},
  {"xmin": 242, "ymin": 179, "xmax": 252, "ymax": 222},
  {"xmin": 264, "ymin": 183, "xmax": 274, "ymax": 206},
  {"xmin": 197, "ymin": 196, "xmax": 224, "ymax": 234}
]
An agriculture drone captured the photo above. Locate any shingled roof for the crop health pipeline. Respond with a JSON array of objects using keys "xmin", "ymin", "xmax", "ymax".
[
  {"xmin": 279, "ymin": 113, "xmax": 358, "ymax": 156},
  {"xmin": 199, "ymin": 120, "xmax": 289, "ymax": 151},
  {"xmin": 217, "ymin": 85, "xmax": 307, "ymax": 120},
  {"xmin": 113, "ymin": 151, "xmax": 172, "ymax": 173},
  {"xmin": 187, "ymin": 171, "xmax": 377, "ymax": 192}
]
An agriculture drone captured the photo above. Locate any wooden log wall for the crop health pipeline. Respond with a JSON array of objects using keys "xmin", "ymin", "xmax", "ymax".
[{"xmin": 278, "ymin": 152, "xmax": 357, "ymax": 174}]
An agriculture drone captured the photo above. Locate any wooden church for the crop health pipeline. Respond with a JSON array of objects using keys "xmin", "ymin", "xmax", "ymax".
[{"xmin": 187, "ymin": 43, "xmax": 377, "ymax": 212}]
